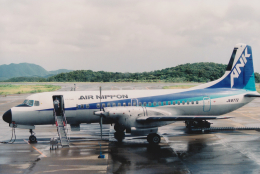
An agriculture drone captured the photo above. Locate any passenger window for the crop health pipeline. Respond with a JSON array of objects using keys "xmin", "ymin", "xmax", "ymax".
[
  {"xmin": 123, "ymin": 103, "xmax": 126, "ymax": 106},
  {"xmin": 191, "ymin": 101, "xmax": 194, "ymax": 104},
  {"xmin": 81, "ymin": 104, "xmax": 84, "ymax": 108},
  {"xmin": 113, "ymin": 103, "xmax": 116, "ymax": 107},
  {"xmin": 196, "ymin": 101, "xmax": 199, "ymax": 104},
  {"xmin": 86, "ymin": 104, "xmax": 89, "ymax": 108},
  {"xmin": 97, "ymin": 104, "xmax": 100, "ymax": 108},
  {"xmin": 34, "ymin": 101, "xmax": 40, "ymax": 106},
  {"xmin": 102, "ymin": 103, "xmax": 105, "ymax": 107},
  {"xmin": 144, "ymin": 102, "xmax": 147, "ymax": 106},
  {"xmin": 118, "ymin": 103, "xmax": 121, "ymax": 106},
  {"xmin": 128, "ymin": 102, "xmax": 131, "ymax": 106},
  {"xmin": 148, "ymin": 102, "xmax": 151, "ymax": 106},
  {"xmin": 153, "ymin": 102, "xmax": 157, "ymax": 106},
  {"xmin": 158, "ymin": 102, "xmax": 161, "ymax": 106},
  {"xmin": 78, "ymin": 105, "xmax": 81, "ymax": 109},
  {"xmin": 107, "ymin": 103, "xmax": 111, "ymax": 107},
  {"xmin": 133, "ymin": 102, "xmax": 136, "ymax": 106},
  {"xmin": 173, "ymin": 101, "xmax": 176, "ymax": 105},
  {"xmin": 168, "ymin": 101, "xmax": 171, "ymax": 105},
  {"xmin": 187, "ymin": 101, "xmax": 189, "ymax": 105},
  {"xmin": 138, "ymin": 102, "xmax": 142, "ymax": 106},
  {"xmin": 182, "ymin": 101, "xmax": 185, "ymax": 105},
  {"xmin": 178, "ymin": 101, "xmax": 180, "ymax": 105},
  {"xmin": 163, "ymin": 101, "xmax": 166, "ymax": 105}
]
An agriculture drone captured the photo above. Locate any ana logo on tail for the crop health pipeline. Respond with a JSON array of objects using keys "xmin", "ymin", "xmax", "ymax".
[{"xmin": 230, "ymin": 48, "xmax": 250, "ymax": 88}]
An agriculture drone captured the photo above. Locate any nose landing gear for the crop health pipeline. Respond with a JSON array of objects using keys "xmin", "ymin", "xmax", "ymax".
[{"xmin": 29, "ymin": 129, "xmax": 37, "ymax": 143}]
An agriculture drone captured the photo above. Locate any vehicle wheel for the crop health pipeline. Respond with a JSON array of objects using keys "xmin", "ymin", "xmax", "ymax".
[
  {"xmin": 148, "ymin": 133, "xmax": 160, "ymax": 145},
  {"xmin": 29, "ymin": 135, "xmax": 37, "ymax": 143}
]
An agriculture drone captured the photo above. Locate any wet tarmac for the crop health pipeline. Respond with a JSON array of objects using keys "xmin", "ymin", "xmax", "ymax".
[{"xmin": 0, "ymin": 82, "xmax": 260, "ymax": 173}]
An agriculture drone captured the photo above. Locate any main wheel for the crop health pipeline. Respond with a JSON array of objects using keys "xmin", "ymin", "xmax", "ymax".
[
  {"xmin": 147, "ymin": 133, "xmax": 160, "ymax": 145},
  {"xmin": 114, "ymin": 131, "xmax": 125, "ymax": 142},
  {"xmin": 29, "ymin": 135, "xmax": 37, "ymax": 143},
  {"xmin": 114, "ymin": 124, "xmax": 125, "ymax": 132}
]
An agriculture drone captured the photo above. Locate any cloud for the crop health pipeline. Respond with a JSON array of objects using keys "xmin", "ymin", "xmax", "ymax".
[{"xmin": 1, "ymin": 0, "xmax": 260, "ymax": 72}]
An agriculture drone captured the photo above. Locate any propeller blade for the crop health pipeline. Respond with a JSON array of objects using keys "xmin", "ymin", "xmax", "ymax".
[
  {"xmin": 99, "ymin": 86, "xmax": 102, "ymax": 140},
  {"xmin": 100, "ymin": 116, "xmax": 103, "ymax": 140},
  {"xmin": 100, "ymin": 86, "xmax": 101, "ymax": 111}
]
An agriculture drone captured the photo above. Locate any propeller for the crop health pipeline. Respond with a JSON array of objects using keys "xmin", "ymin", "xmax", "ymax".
[{"xmin": 99, "ymin": 86, "xmax": 103, "ymax": 140}]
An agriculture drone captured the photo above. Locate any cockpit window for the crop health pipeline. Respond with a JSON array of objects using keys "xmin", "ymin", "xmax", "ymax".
[
  {"xmin": 23, "ymin": 100, "xmax": 29, "ymax": 104},
  {"xmin": 23, "ymin": 100, "xmax": 34, "ymax": 106}
]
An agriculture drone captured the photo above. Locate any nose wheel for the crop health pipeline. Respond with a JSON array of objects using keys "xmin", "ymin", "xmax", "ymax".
[{"xmin": 29, "ymin": 129, "xmax": 37, "ymax": 143}]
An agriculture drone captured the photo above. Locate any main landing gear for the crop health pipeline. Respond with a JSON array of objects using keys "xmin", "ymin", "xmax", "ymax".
[
  {"xmin": 114, "ymin": 124, "xmax": 125, "ymax": 142},
  {"xmin": 29, "ymin": 129, "xmax": 37, "ymax": 143},
  {"xmin": 113, "ymin": 123, "xmax": 161, "ymax": 145},
  {"xmin": 185, "ymin": 120, "xmax": 211, "ymax": 130},
  {"xmin": 147, "ymin": 133, "xmax": 161, "ymax": 145}
]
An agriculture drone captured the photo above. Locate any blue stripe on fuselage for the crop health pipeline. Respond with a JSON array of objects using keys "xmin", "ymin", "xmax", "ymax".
[{"xmin": 37, "ymin": 88, "xmax": 246, "ymax": 111}]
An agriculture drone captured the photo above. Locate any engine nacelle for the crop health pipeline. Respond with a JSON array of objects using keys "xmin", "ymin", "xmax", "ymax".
[{"xmin": 101, "ymin": 106, "xmax": 172, "ymax": 129}]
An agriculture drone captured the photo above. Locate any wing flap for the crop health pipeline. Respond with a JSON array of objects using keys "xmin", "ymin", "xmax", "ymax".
[{"xmin": 136, "ymin": 116, "xmax": 232, "ymax": 122}]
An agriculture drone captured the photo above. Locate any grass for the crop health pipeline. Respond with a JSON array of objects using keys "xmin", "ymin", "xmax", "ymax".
[{"xmin": 0, "ymin": 84, "xmax": 61, "ymax": 95}]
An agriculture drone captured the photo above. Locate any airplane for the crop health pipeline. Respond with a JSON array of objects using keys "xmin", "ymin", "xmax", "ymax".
[{"xmin": 2, "ymin": 43, "xmax": 260, "ymax": 145}]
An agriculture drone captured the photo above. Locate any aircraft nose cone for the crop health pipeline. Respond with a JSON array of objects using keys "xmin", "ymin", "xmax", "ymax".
[{"xmin": 2, "ymin": 109, "xmax": 12, "ymax": 123}]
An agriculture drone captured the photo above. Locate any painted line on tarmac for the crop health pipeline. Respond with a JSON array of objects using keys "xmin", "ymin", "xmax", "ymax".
[{"xmin": 23, "ymin": 139, "xmax": 47, "ymax": 157}]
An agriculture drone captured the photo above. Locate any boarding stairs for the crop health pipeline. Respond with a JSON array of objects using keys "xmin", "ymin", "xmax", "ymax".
[{"xmin": 54, "ymin": 112, "xmax": 70, "ymax": 147}]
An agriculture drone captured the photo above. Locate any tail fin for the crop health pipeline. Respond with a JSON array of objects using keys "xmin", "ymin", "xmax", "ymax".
[{"xmin": 196, "ymin": 43, "xmax": 256, "ymax": 91}]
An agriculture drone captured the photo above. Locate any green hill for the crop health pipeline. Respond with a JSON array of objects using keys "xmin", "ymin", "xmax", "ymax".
[
  {"xmin": 3, "ymin": 62, "xmax": 260, "ymax": 83},
  {"xmin": 0, "ymin": 63, "xmax": 72, "ymax": 81},
  {"xmin": 46, "ymin": 62, "xmax": 260, "ymax": 83},
  {"xmin": 46, "ymin": 62, "xmax": 227, "ymax": 82},
  {"xmin": 0, "ymin": 63, "xmax": 49, "ymax": 81}
]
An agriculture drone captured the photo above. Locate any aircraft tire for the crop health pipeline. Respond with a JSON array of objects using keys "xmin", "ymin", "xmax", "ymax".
[
  {"xmin": 114, "ymin": 124, "xmax": 125, "ymax": 132},
  {"xmin": 114, "ymin": 131, "xmax": 125, "ymax": 142},
  {"xmin": 147, "ymin": 134, "xmax": 152, "ymax": 143},
  {"xmin": 29, "ymin": 135, "xmax": 37, "ymax": 143},
  {"xmin": 148, "ymin": 133, "xmax": 160, "ymax": 145}
]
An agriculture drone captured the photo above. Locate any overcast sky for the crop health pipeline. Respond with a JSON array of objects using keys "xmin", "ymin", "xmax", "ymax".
[{"xmin": 1, "ymin": 0, "xmax": 260, "ymax": 73}]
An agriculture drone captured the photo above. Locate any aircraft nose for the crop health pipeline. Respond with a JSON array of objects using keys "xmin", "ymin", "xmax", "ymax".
[{"xmin": 2, "ymin": 109, "xmax": 12, "ymax": 123}]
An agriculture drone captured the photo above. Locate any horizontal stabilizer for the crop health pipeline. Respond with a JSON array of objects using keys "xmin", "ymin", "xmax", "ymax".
[
  {"xmin": 244, "ymin": 94, "xmax": 260, "ymax": 97},
  {"xmin": 136, "ymin": 116, "xmax": 233, "ymax": 122}
]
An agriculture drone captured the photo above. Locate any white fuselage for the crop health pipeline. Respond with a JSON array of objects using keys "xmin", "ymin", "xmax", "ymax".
[{"xmin": 10, "ymin": 88, "xmax": 256, "ymax": 126}]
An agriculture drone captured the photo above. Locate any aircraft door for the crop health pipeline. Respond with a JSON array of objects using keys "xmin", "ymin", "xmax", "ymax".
[
  {"xmin": 131, "ymin": 98, "xmax": 138, "ymax": 106},
  {"xmin": 203, "ymin": 97, "xmax": 211, "ymax": 112},
  {"xmin": 52, "ymin": 95, "xmax": 64, "ymax": 116}
]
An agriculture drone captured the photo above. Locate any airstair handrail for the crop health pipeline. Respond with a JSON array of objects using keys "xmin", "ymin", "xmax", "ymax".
[
  {"xmin": 54, "ymin": 111, "xmax": 62, "ymax": 145},
  {"xmin": 63, "ymin": 111, "xmax": 70, "ymax": 142}
]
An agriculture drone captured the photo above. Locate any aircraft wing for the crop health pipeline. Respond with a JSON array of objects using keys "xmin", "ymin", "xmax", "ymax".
[
  {"xmin": 244, "ymin": 94, "xmax": 260, "ymax": 97},
  {"xmin": 136, "ymin": 116, "xmax": 232, "ymax": 123}
]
